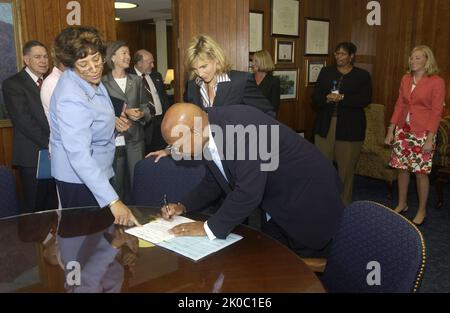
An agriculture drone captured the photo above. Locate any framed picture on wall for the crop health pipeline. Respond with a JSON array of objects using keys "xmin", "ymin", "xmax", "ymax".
[
  {"xmin": 273, "ymin": 69, "xmax": 298, "ymax": 100},
  {"xmin": 0, "ymin": 0, "xmax": 23, "ymax": 120},
  {"xmin": 304, "ymin": 18, "xmax": 330, "ymax": 55},
  {"xmin": 306, "ymin": 60, "xmax": 327, "ymax": 85},
  {"xmin": 275, "ymin": 39, "xmax": 295, "ymax": 64},
  {"xmin": 271, "ymin": 0, "xmax": 299, "ymax": 37},
  {"xmin": 249, "ymin": 11, "xmax": 263, "ymax": 53}
]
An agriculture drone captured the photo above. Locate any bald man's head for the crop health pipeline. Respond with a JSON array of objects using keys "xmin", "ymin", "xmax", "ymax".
[
  {"xmin": 133, "ymin": 49, "xmax": 154, "ymax": 74},
  {"xmin": 161, "ymin": 103, "xmax": 209, "ymax": 157}
]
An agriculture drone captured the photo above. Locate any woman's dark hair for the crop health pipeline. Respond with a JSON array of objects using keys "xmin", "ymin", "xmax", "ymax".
[
  {"xmin": 334, "ymin": 42, "xmax": 357, "ymax": 56},
  {"xmin": 54, "ymin": 26, "xmax": 106, "ymax": 68}
]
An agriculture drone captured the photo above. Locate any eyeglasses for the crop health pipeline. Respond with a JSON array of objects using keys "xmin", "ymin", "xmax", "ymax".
[{"xmin": 75, "ymin": 57, "xmax": 105, "ymax": 75}]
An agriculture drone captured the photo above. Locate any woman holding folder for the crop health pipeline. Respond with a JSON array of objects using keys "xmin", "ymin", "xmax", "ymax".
[
  {"xmin": 102, "ymin": 41, "xmax": 151, "ymax": 200},
  {"xmin": 49, "ymin": 26, "xmax": 139, "ymax": 226}
]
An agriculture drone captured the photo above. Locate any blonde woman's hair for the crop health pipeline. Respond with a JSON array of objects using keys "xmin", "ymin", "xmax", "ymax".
[
  {"xmin": 252, "ymin": 50, "xmax": 275, "ymax": 73},
  {"xmin": 185, "ymin": 34, "xmax": 232, "ymax": 79},
  {"xmin": 408, "ymin": 45, "xmax": 440, "ymax": 76}
]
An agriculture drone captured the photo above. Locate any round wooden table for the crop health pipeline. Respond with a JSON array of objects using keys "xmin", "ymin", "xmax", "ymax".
[{"xmin": 0, "ymin": 206, "xmax": 325, "ymax": 293}]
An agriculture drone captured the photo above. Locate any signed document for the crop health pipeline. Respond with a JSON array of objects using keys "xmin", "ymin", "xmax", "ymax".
[{"xmin": 126, "ymin": 216, "xmax": 243, "ymax": 261}]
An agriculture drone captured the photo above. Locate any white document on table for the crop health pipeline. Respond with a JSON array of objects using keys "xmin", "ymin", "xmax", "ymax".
[
  {"xmin": 126, "ymin": 215, "xmax": 193, "ymax": 243},
  {"xmin": 125, "ymin": 216, "xmax": 243, "ymax": 261}
]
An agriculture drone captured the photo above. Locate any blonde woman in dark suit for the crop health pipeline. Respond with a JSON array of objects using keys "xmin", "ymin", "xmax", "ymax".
[
  {"xmin": 148, "ymin": 34, "xmax": 273, "ymax": 162},
  {"xmin": 184, "ymin": 34, "xmax": 273, "ymax": 115}
]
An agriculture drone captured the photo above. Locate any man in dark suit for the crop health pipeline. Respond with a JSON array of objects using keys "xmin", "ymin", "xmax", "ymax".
[
  {"xmin": 2, "ymin": 40, "xmax": 57, "ymax": 213},
  {"xmin": 159, "ymin": 103, "xmax": 344, "ymax": 257},
  {"xmin": 129, "ymin": 49, "xmax": 170, "ymax": 153}
]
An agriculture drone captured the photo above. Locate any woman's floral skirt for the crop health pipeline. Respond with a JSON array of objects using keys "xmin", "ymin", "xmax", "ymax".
[{"xmin": 389, "ymin": 123, "xmax": 436, "ymax": 174}]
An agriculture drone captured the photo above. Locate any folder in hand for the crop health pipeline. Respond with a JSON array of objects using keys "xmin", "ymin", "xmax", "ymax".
[
  {"xmin": 36, "ymin": 149, "xmax": 51, "ymax": 179},
  {"xmin": 110, "ymin": 96, "xmax": 126, "ymax": 117}
]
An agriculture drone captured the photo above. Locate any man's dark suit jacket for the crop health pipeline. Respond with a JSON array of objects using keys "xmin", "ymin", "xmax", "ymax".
[
  {"xmin": 184, "ymin": 70, "xmax": 275, "ymax": 117},
  {"xmin": 2, "ymin": 69, "xmax": 49, "ymax": 167},
  {"xmin": 128, "ymin": 68, "xmax": 170, "ymax": 146},
  {"xmin": 181, "ymin": 105, "xmax": 344, "ymax": 250}
]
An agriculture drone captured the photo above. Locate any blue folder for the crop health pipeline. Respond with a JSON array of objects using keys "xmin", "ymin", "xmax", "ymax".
[{"xmin": 36, "ymin": 149, "xmax": 51, "ymax": 179}]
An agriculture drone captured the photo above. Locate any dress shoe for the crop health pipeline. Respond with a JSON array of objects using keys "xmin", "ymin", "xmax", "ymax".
[
  {"xmin": 394, "ymin": 206, "xmax": 408, "ymax": 214},
  {"xmin": 412, "ymin": 217, "xmax": 426, "ymax": 227}
]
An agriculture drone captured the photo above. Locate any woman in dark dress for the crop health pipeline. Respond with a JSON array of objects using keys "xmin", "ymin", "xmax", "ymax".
[{"xmin": 250, "ymin": 50, "xmax": 281, "ymax": 115}]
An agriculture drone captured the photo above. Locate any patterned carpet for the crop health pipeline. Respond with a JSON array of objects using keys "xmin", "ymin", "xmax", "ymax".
[{"xmin": 352, "ymin": 175, "xmax": 450, "ymax": 293}]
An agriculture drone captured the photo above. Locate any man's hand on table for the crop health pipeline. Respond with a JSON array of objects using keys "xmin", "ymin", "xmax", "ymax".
[
  {"xmin": 169, "ymin": 221, "xmax": 207, "ymax": 237},
  {"xmin": 160, "ymin": 203, "xmax": 207, "ymax": 237}
]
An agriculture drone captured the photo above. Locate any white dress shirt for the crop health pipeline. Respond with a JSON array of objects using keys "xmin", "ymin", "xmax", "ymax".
[
  {"xmin": 203, "ymin": 125, "xmax": 272, "ymax": 232},
  {"xmin": 25, "ymin": 67, "xmax": 42, "ymax": 86},
  {"xmin": 114, "ymin": 77, "xmax": 127, "ymax": 94},
  {"xmin": 40, "ymin": 66, "xmax": 63, "ymax": 123},
  {"xmin": 134, "ymin": 67, "xmax": 163, "ymax": 116},
  {"xmin": 195, "ymin": 73, "xmax": 231, "ymax": 108}
]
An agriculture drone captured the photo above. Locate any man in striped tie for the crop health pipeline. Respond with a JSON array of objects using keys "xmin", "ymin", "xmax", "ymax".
[{"xmin": 129, "ymin": 49, "xmax": 170, "ymax": 154}]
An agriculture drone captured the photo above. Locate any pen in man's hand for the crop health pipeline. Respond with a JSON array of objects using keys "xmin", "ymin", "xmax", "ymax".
[{"xmin": 163, "ymin": 194, "xmax": 171, "ymax": 218}]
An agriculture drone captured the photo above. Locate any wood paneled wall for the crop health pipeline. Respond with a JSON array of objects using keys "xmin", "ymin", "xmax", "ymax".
[
  {"xmin": 0, "ymin": 121, "xmax": 13, "ymax": 167},
  {"xmin": 173, "ymin": 0, "xmax": 250, "ymax": 101},
  {"xmin": 0, "ymin": 0, "xmax": 116, "ymax": 168},
  {"xmin": 115, "ymin": 22, "xmax": 174, "ymax": 71},
  {"xmin": 250, "ymin": 0, "xmax": 333, "ymax": 133},
  {"xmin": 115, "ymin": 21, "xmax": 144, "ymax": 59},
  {"xmin": 332, "ymin": 0, "xmax": 450, "ymax": 126},
  {"xmin": 20, "ymin": 0, "xmax": 116, "ymax": 50},
  {"xmin": 250, "ymin": 0, "xmax": 450, "ymax": 136}
]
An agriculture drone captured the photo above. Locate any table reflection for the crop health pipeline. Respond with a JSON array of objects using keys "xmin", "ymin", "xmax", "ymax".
[{"xmin": 0, "ymin": 206, "xmax": 325, "ymax": 293}]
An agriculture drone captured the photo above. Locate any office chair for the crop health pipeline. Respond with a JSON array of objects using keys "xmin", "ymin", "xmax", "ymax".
[
  {"xmin": 0, "ymin": 166, "xmax": 20, "ymax": 218},
  {"xmin": 321, "ymin": 200, "xmax": 426, "ymax": 293},
  {"xmin": 132, "ymin": 156, "xmax": 206, "ymax": 207}
]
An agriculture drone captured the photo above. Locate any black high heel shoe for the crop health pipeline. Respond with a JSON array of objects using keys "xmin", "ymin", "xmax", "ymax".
[
  {"xmin": 412, "ymin": 217, "xmax": 426, "ymax": 227},
  {"xmin": 394, "ymin": 206, "xmax": 408, "ymax": 214}
]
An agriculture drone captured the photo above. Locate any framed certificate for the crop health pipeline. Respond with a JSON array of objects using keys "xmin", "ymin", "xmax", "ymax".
[
  {"xmin": 306, "ymin": 60, "xmax": 326, "ymax": 85},
  {"xmin": 271, "ymin": 0, "xmax": 300, "ymax": 37},
  {"xmin": 305, "ymin": 18, "xmax": 330, "ymax": 55},
  {"xmin": 275, "ymin": 39, "xmax": 295, "ymax": 64},
  {"xmin": 249, "ymin": 11, "xmax": 264, "ymax": 52}
]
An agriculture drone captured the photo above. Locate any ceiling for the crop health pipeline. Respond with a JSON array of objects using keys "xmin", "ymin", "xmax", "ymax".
[{"xmin": 115, "ymin": 0, "xmax": 172, "ymax": 22}]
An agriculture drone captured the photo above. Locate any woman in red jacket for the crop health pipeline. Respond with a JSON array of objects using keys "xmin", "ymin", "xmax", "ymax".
[{"xmin": 385, "ymin": 45, "xmax": 446, "ymax": 226}]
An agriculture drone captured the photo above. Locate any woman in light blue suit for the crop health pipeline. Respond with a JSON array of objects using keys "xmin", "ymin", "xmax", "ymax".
[{"xmin": 49, "ymin": 26, "xmax": 139, "ymax": 226}]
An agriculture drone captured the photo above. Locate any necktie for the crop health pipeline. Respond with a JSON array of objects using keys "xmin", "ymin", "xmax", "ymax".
[
  {"xmin": 142, "ymin": 74, "xmax": 156, "ymax": 117},
  {"xmin": 37, "ymin": 77, "xmax": 43, "ymax": 89}
]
